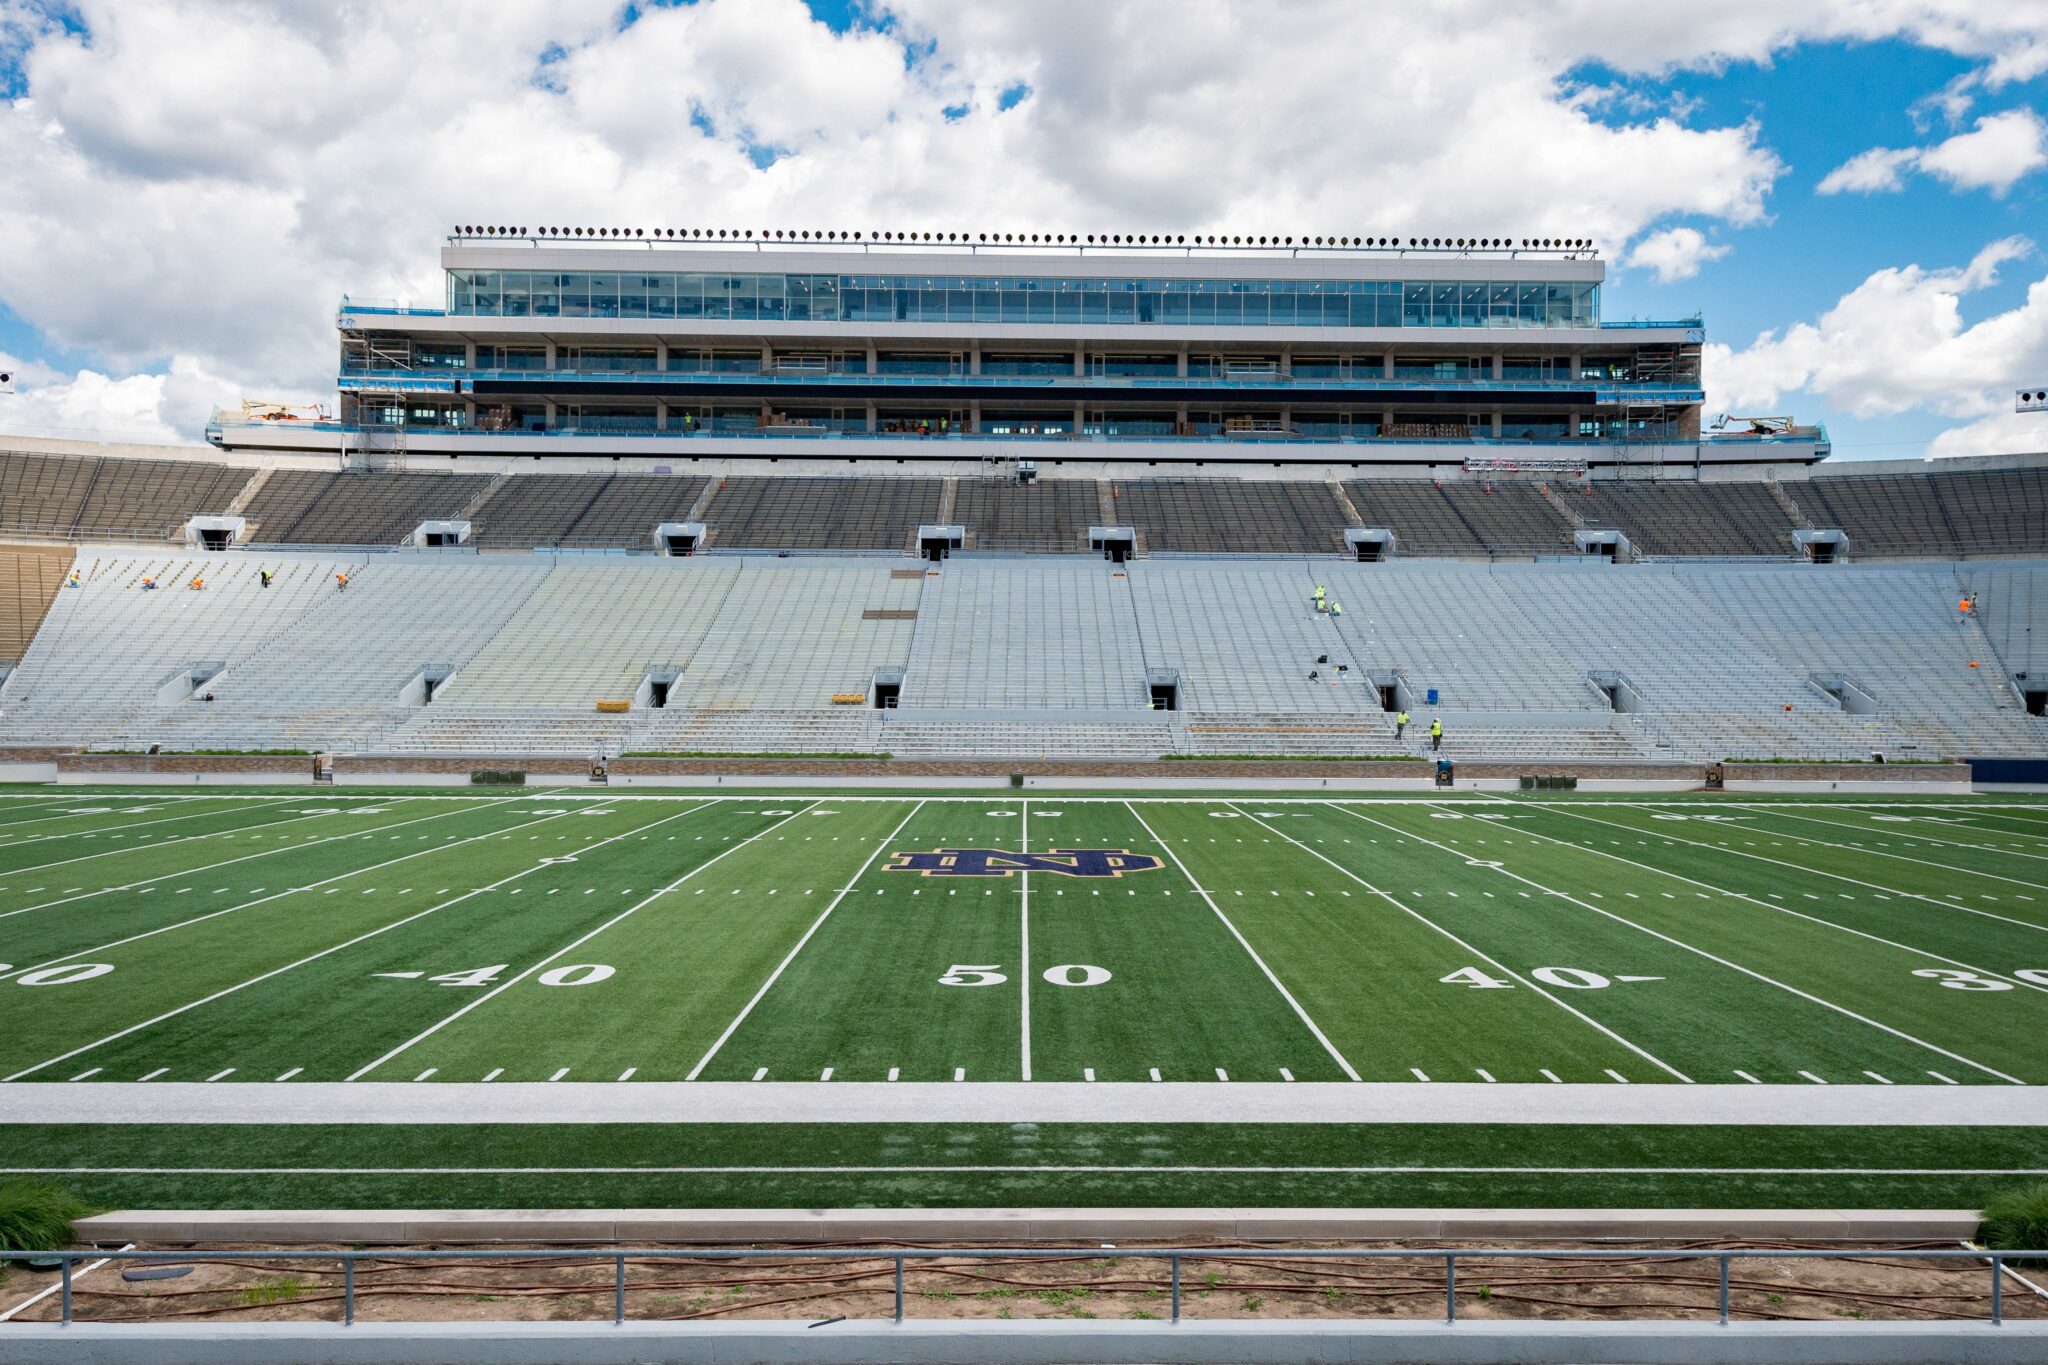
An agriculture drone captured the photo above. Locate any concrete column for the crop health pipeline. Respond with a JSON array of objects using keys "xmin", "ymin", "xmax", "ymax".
[
  {"xmin": 1074, "ymin": 402, "xmax": 1086, "ymax": 433},
  {"xmin": 1382, "ymin": 354, "xmax": 1394, "ymax": 378},
  {"xmin": 655, "ymin": 401, "xmax": 667, "ymax": 431},
  {"xmin": 1176, "ymin": 350, "xmax": 1188, "ymax": 378},
  {"xmin": 1491, "ymin": 411, "xmax": 1502, "ymax": 437},
  {"xmin": 867, "ymin": 344, "xmax": 878, "ymax": 374},
  {"xmin": 969, "ymin": 400, "xmax": 982, "ymax": 433},
  {"xmin": 655, "ymin": 342, "xmax": 668, "ymax": 372},
  {"xmin": 1279, "ymin": 347, "xmax": 1291, "ymax": 377},
  {"xmin": 865, "ymin": 403, "xmax": 877, "ymax": 433},
  {"xmin": 969, "ymin": 345, "xmax": 981, "ymax": 376},
  {"xmin": 545, "ymin": 341, "xmax": 558, "ymax": 369},
  {"xmin": 544, "ymin": 400, "xmax": 558, "ymax": 426},
  {"xmin": 1492, "ymin": 353, "xmax": 1503, "ymax": 380},
  {"xmin": 464, "ymin": 341, "xmax": 477, "ymax": 368},
  {"xmin": 1075, "ymin": 347, "xmax": 1086, "ymax": 376}
]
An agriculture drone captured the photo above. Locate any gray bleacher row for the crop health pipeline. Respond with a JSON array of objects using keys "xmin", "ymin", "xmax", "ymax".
[
  {"xmin": 3, "ymin": 550, "xmax": 2042, "ymax": 762},
  {"xmin": 0, "ymin": 451, "xmax": 250, "ymax": 539}
]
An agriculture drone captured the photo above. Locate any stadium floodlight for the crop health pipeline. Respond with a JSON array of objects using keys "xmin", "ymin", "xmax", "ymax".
[
  {"xmin": 0, "ymin": 371, "xmax": 12, "ymax": 393},
  {"xmin": 2020, "ymin": 388, "xmax": 2048, "ymax": 414}
]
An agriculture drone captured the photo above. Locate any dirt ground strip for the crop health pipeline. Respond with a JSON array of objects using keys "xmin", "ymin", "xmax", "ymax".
[{"xmin": 4, "ymin": 1240, "xmax": 2044, "ymax": 1326}]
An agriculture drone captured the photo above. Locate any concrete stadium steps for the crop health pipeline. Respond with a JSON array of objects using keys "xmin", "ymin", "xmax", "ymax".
[
  {"xmin": 702, "ymin": 476, "xmax": 945, "ymax": 551},
  {"xmin": 1969, "ymin": 563, "xmax": 2048, "ymax": 685},
  {"xmin": 375, "ymin": 709, "xmax": 638, "ymax": 756},
  {"xmin": 669, "ymin": 561, "xmax": 920, "ymax": 711},
  {"xmin": 243, "ymin": 471, "xmax": 490, "ymax": 545},
  {"xmin": 0, "ymin": 542, "xmax": 76, "ymax": 663},
  {"xmin": 466, "ymin": 473, "xmax": 710, "ymax": 548},
  {"xmin": 1110, "ymin": 479, "xmax": 1351, "ymax": 554},
  {"xmin": 1346, "ymin": 479, "xmax": 1576, "ymax": 556},
  {"xmin": 879, "ymin": 711, "xmax": 1177, "ymax": 759},
  {"xmin": 902, "ymin": 562, "xmax": 1148, "ymax": 709},
  {"xmin": 1325, "ymin": 562, "xmax": 1598, "ymax": 711},
  {"xmin": 1128, "ymin": 564, "xmax": 1375, "ymax": 713},
  {"xmin": 431, "ymin": 561, "xmax": 741, "ymax": 709},
  {"xmin": 1178, "ymin": 712, "xmax": 1397, "ymax": 756},
  {"xmin": 629, "ymin": 709, "xmax": 882, "ymax": 755},
  {"xmin": 953, "ymin": 478, "xmax": 1101, "ymax": 552}
]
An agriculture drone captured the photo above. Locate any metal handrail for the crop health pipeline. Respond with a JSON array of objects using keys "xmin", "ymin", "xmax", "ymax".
[{"xmin": 1, "ymin": 1245, "xmax": 2037, "ymax": 1328}]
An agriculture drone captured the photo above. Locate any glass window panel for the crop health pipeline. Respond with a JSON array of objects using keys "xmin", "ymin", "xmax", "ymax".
[
  {"xmin": 1546, "ymin": 283, "xmax": 1572, "ymax": 326},
  {"xmin": 1459, "ymin": 283, "xmax": 1487, "ymax": 327},
  {"xmin": 616, "ymin": 274, "xmax": 648, "ymax": 319},
  {"xmin": 1518, "ymin": 282, "xmax": 1544, "ymax": 325},
  {"xmin": 730, "ymin": 275, "xmax": 757, "ymax": 321},
  {"xmin": 587, "ymin": 272, "xmax": 619, "ymax": 318},
  {"xmin": 1403, "ymin": 283, "xmax": 1430, "ymax": 326},
  {"xmin": 1431, "ymin": 283, "xmax": 1456, "ymax": 326},
  {"xmin": 554, "ymin": 272, "xmax": 588, "ymax": 316},
  {"xmin": 500, "ymin": 271, "xmax": 531, "ymax": 317}
]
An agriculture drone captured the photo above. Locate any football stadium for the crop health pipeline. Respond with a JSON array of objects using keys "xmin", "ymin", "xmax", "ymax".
[{"xmin": 3, "ymin": 226, "xmax": 2046, "ymax": 1359}]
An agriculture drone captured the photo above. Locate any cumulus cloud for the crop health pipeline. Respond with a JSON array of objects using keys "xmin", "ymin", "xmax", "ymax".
[
  {"xmin": 1624, "ymin": 227, "xmax": 1731, "ymax": 282},
  {"xmin": 1818, "ymin": 109, "xmax": 2048, "ymax": 197},
  {"xmin": 0, "ymin": 352, "xmax": 245, "ymax": 446},
  {"xmin": 1704, "ymin": 237, "xmax": 2048, "ymax": 455},
  {"xmin": 0, "ymin": 0, "xmax": 2044, "ymax": 443}
]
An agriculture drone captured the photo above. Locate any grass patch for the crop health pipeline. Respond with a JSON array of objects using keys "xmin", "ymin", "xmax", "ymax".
[
  {"xmin": 1980, "ymin": 1183, "xmax": 2048, "ymax": 1261},
  {"xmin": 235, "ymin": 1276, "xmax": 305, "ymax": 1307},
  {"xmin": 0, "ymin": 1180, "xmax": 91, "ymax": 1251}
]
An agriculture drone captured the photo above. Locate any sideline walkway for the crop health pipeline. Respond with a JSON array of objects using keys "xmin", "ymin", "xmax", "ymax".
[{"xmin": 5, "ymin": 1080, "xmax": 2043, "ymax": 1126}]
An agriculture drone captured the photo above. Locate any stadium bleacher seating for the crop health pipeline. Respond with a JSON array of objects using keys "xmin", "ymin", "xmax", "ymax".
[
  {"xmin": 468, "ymin": 473, "xmax": 710, "ymax": 547},
  {"xmin": 0, "ymin": 451, "xmax": 246, "ymax": 539},
  {"xmin": 954, "ymin": 478, "xmax": 1100, "ymax": 552},
  {"xmin": 1344, "ymin": 480, "xmax": 1575, "ymax": 556},
  {"xmin": 1568, "ymin": 480, "xmax": 1797, "ymax": 556},
  {"xmin": 703, "ymin": 476, "xmax": 946, "ymax": 550},
  {"xmin": 245, "ymin": 470, "xmax": 491, "ymax": 544},
  {"xmin": 1112, "ymin": 479, "xmax": 1349, "ymax": 554}
]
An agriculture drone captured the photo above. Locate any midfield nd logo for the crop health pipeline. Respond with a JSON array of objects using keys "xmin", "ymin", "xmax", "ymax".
[{"xmin": 885, "ymin": 848, "xmax": 1165, "ymax": 878}]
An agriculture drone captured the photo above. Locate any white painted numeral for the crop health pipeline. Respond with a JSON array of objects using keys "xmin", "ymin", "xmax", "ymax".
[
  {"xmin": 538, "ymin": 964, "xmax": 614, "ymax": 987},
  {"xmin": 1440, "ymin": 966, "xmax": 1513, "ymax": 989},
  {"xmin": 1532, "ymin": 967, "xmax": 1611, "ymax": 990},
  {"xmin": 16, "ymin": 963, "xmax": 114, "ymax": 986},
  {"xmin": 938, "ymin": 964, "xmax": 1007, "ymax": 987},
  {"xmin": 1912, "ymin": 968, "xmax": 2013, "ymax": 992},
  {"xmin": 1042, "ymin": 964, "xmax": 1111, "ymax": 987},
  {"xmin": 2016, "ymin": 969, "xmax": 2048, "ymax": 987},
  {"xmin": 431, "ymin": 965, "xmax": 507, "ymax": 988}
]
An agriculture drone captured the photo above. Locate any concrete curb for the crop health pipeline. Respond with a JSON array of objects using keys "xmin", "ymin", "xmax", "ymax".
[
  {"xmin": 75, "ymin": 1207, "xmax": 1986, "ymax": 1246},
  {"xmin": 3, "ymin": 1318, "xmax": 2043, "ymax": 1364}
]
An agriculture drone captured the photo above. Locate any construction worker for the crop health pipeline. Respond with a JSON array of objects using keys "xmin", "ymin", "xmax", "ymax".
[
  {"xmin": 188, "ymin": 576, "xmax": 204, "ymax": 590},
  {"xmin": 259, "ymin": 569, "xmax": 273, "ymax": 588},
  {"xmin": 1430, "ymin": 717, "xmax": 1444, "ymax": 752},
  {"xmin": 66, "ymin": 570, "xmax": 80, "ymax": 588},
  {"xmin": 335, "ymin": 571, "xmax": 348, "ymax": 591},
  {"xmin": 1314, "ymin": 584, "xmax": 1326, "ymax": 611},
  {"xmin": 1329, "ymin": 600, "xmax": 1343, "ymax": 619},
  {"xmin": 141, "ymin": 576, "xmax": 157, "ymax": 590},
  {"xmin": 1395, "ymin": 709, "xmax": 1409, "ymax": 740}
]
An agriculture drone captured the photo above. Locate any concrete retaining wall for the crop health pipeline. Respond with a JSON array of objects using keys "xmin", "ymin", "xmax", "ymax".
[{"xmin": 3, "ymin": 1318, "xmax": 2041, "ymax": 1364}]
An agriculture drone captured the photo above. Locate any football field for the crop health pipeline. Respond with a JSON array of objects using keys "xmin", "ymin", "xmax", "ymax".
[{"xmin": 2, "ymin": 786, "xmax": 2045, "ymax": 1089}]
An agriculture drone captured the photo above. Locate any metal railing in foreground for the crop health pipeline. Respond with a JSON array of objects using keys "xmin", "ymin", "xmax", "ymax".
[{"xmin": 2, "ymin": 1245, "xmax": 2040, "ymax": 1328}]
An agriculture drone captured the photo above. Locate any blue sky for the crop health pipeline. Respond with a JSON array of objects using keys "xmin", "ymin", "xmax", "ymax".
[{"xmin": 0, "ymin": 0, "xmax": 2044, "ymax": 457}]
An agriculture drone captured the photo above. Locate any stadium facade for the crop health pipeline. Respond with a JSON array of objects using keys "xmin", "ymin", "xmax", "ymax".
[{"xmin": 207, "ymin": 229, "xmax": 1827, "ymax": 470}]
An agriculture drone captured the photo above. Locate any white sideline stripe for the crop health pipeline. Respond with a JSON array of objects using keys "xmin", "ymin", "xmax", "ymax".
[
  {"xmin": 1239, "ymin": 803, "xmax": 1685, "ymax": 1083},
  {"xmin": 0, "ymin": 1242, "xmax": 132, "ymax": 1323},
  {"xmin": 6, "ymin": 1163, "xmax": 2043, "ymax": 1177},
  {"xmin": 1739, "ymin": 809, "xmax": 2048, "ymax": 893},
  {"xmin": 275, "ymin": 1068, "xmax": 301, "ymax": 1082},
  {"xmin": 354, "ymin": 803, "xmax": 822, "ymax": 1083},
  {"xmin": 0, "ymin": 802, "xmax": 691, "ymax": 1083},
  {"xmin": 481, "ymin": 1069, "xmax": 503, "ymax": 1083},
  {"xmin": 684, "ymin": 801, "xmax": 924, "ymax": 1082},
  {"xmin": 1550, "ymin": 805, "xmax": 2048, "ymax": 938},
  {"xmin": 1488, "ymin": 803, "xmax": 2048, "ymax": 996},
  {"xmin": 0, "ymin": 795, "xmax": 527, "ymax": 925},
  {"xmin": 618, "ymin": 1068, "xmax": 636, "ymax": 1082},
  {"xmin": 1129, "ymin": 802, "xmax": 1360, "ymax": 1082},
  {"xmin": 1735, "ymin": 1071, "xmax": 1761, "ymax": 1085},
  {"xmin": 1374, "ymin": 802, "xmax": 2029, "ymax": 1088},
  {"xmin": 0, "ymin": 802, "xmax": 573, "ymax": 981}
]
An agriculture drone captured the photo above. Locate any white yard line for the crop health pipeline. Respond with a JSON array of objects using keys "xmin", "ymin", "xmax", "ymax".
[
  {"xmin": 685, "ymin": 801, "xmax": 925, "ymax": 1081},
  {"xmin": 1729, "ymin": 808, "xmax": 2048, "ymax": 891},
  {"xmin": 1127, "ymin": 801, "xmax": 1361, "ymax": 1082},
  {"xmin": 1547, "ymin": 805, "xmax": 2048, "ymax": 936},
  {"xmin": 0, "ymin": 796, "xmax": 522, "ymax": 925},
  {"xmin": 0, "ymin": 1243, "xmax": 132, "ymax": 1322},
  {"xmin": 350, "ymin": 802, "xmax": 823, "ymax": 1080},
  {"xmin": 0, "ymin": 803, "xmax": 594, "ymax": 981},
  {"xmin": 1470, "ymin": 803, "xmax": 2048, "ymax": 997},
  {"xmin": 1019, "ymin": 798, "xmax": 1031, "ymax": 1083},
  {"xmin": 0, "ymin": 801, "xmax": 709, "ymax": 1083},
  {"xmin": 1762, "ymin": 806, "xmax": 2048, "ymax": 866},
  {"xmin": 1341, "ymin": 804, "xmax": 2029, "ymax": 1087},
  {"xmin": 1229, "ymin": 803, "xmax": 1690, "ymax": 1083},
  {"xmin": 0, "ymin": 796, "xmax": 306, "ymax": 865}
]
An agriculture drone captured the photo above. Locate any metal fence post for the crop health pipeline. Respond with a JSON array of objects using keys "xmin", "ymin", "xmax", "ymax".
[
  {"xmin": 343, "ymin": 1255, "xmax": 354, "ymax": 1326},
  {"xmin": 894, "ymin": 1255, "xmax": 904, "ymax": 1323},
  {"xmin": 614, "ymin": 1254, "xmax": 626, "ymax": 1325},
  {"xmin": 1171, "ymin": 1255, "xmax": 1181, "ymax": 1322},
  {"xmin": 1991, "ymin": 1255, "xmax": 2002, "ymax": 1326},
  {"xmin": 1719, "ymin": 1254, "xmax": 1729, "ymax": 1324},
  {"xmin": 60, "ymin": 1256, "xmax": 72, "ymax": 1326},
  {"xmin": 1445, "ymin": 1254, "xmax": 1456, "ymax": 1323}
]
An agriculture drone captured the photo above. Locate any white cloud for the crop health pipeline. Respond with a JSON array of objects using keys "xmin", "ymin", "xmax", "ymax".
[
  {"xmin": 1818, "ymin": 109, "xmax": 2048, "ymax": 197},
  {"xmin": 1705, "ymin": 238, "xmax": 2048, "ymax": 456},
  {"xmin": 1624, "ymin": 227, "xmax": 1731, "ymax": 282},
  {"xmin": 1816, "ymin": 145, "xmax": 1921, "ymax": 195},
  {"xmin": 0, "ymin": 0, "xmax": 2044, "ymax": 443},
  {"xmin": 1926, "ymin": 411, "xmax": 2048, "ymax": 459},
  {"xmin": 0, "ymin": 352, "xmax": 242, "ymax": 446}
]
